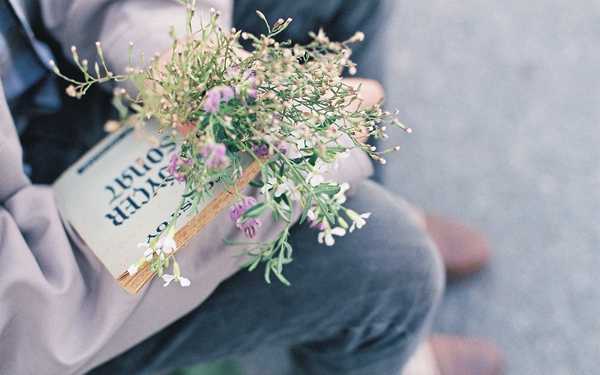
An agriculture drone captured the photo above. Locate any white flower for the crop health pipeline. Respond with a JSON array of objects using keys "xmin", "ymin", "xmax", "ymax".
[
  {"xmin": 261, "ymin": 176, "xmax": 277, "ymax": 195},
  {"xmin": 318, "ymin": 226, "xmax": 346, "ymax": 246},
  {"xmin": 347, "ymin": 210, "xmax": 371, "ymax": 232},
  {"xmin": 315, "ymin": 28, "xmax": 329, "ymax": 43},
  {"xmin": 261, "ymin": 176, "xmax": 290, "ymax": 197},
  {"xmin": 290, "ymin": 126, "xmax": 315, "ymax": 151},
  {"xmin": 275, "ymin": 182, "xmax": 288, "ymax": 197},
  {"xmin": 306, "ymin": 160, "xmax": 329, "ymax": 186},
  {"xmin": 162, "ymin": 261, "xmax": 191, "ymax": 287},
  {"xmin": 138, "ymin": 242, "xmax": 156, "ymax": 260},
  {"xmin": 333, "ymin": 182, "xmax": 350, "ymax": 204},
  {"xmin": 127, "ymin": 264, "xmax": 139, "ymax": 276},
  {"xmin": 282, "ymin": 178, "xmax": 301, "ymax": 201},
  {"xmin": 156, "ymin": 235, "xmax": 177, "ymax": 254},
  {"xmin": 162, "ymin": 274, "xmax": 176, "ymax": 286},
  {"xmin": 162, "ymin": 273, "xmax": 191, "ymax": 287},
  {"xmin": 331, "ymin": 151, "xmax": 350, "ymax": 170}
]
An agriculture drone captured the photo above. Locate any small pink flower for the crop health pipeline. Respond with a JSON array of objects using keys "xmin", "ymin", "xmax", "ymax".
[
  {"xmin": 166, "ymin": 154, "xmax": 193, "ymax": 183},
  {"xmin": 247, "ymin": 87, "xmax": 259, "ymax": 99},
  {"xmin": 203, "ymin": 86, "xmax": 236, "ymax": 113},
  {"xmin": 203, "ymin": 87, "xmax": 222, "ymax": 113},
  {"xmin": 242, "ymin": 70, "xmax": 259, "ymax": 99},
  {"xmin": 229, "ymin": 196, "xmax": 262, "ymax": 239},
  {"xmin": 251, "ymin": 144, "xmax": 269, "ymax": 157},
  {"xmin": 200, "ymin": 142, "xmax": 230, "ymax": 169},
  {"xmin": 221, "ymin": 86, "xmax": 235, "ymax": 103},
  {"xmin": 237, "ymin": 217, "xmax": 261, "ymax": 239},
  {"xmin": 226, "ymin": 66, "xmax": 240, "ymax": 76},
  {"xmin": 229, "ymin": 197, "xmax": 258, "ymax": 221},
  {"xmin": 243, "ymin": 69, "xmax": 257, "ymax": 84}
]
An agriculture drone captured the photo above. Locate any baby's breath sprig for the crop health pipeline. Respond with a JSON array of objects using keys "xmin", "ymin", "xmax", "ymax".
[
  {"xmin": 57, "ymin": 0, "xmax": 408, "ymax": 286},
  {"xmin": 50, "ymin": 42, "xmax": 134, "ymax": 99}
]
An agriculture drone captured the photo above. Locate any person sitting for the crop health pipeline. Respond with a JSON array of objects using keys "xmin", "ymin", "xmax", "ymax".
[{"xmin": 0, "ymin": 0, "xmax": 502, "ymax": 374}]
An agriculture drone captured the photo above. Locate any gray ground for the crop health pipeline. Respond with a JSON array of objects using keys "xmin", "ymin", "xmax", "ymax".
[{"xmin": 378, "ymin": 0, "xmax": 600, "ymax": 374}]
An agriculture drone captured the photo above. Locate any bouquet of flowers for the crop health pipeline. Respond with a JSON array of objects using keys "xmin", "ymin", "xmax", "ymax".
[{"xmin": 51, "ymin": 0, "xmax": 409, "ymax": 287}]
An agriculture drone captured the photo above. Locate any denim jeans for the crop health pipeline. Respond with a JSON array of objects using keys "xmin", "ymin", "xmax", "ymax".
[{"xmin": 88, "ymin": 179, "xmax": 445, "ymax": 375}]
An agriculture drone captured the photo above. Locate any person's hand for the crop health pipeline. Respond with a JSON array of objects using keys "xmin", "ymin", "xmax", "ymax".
[
  {"xmin": 341, "ymin": 77, "xmax": 385, "ymax": 142},
  {"xmin": 342, "ymin": 77, "xmax": 385, "ymax": 111}
]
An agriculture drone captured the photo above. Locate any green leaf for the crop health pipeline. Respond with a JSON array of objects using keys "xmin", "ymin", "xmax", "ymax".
[
  {"xmin": 299, "ymin": 196, "xmax": 313, "ymax": 224},
  {"xmin": 247, "ymin": 255, "xmax": 261, "ymax": 272},
  {"xmin": 315, "ymin": 197, "xmax": 334, "ymax": 223},
  {"xmin": 275, "ymin": 204, "xmax": 291, "ymax": 224},
  {"xmin": 243, "ymin": 202, "xmax": 267, "ymax": 218},
  {"xmin": 281, "ymin": 242, "xmax": 291, "ymax": 258},
  {"xmin": 264, "ymin": 263, "xmax": 272, "ymax": 283},
  {"xmin": 277, "ymin": 246, "xmax": 285, "ymax": 274},
  {"xmin": 273, "ymin": 265, "xmax": 291, "ymax": 286},
  {"xmin": 320, "ymin": 116, "xmax": 337, "ymax": 127},
  {"xmin": 239, "ymin": 253, "xmax": 256, "ymax": 268},
  {"xmin": 314, "ymin": 183, "xmax": 341, "ymax": 196}
]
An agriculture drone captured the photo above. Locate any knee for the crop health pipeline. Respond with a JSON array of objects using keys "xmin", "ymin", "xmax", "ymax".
[
  {"xmin": 344, "ymin": 180, "xmax": 446, "ymax": 324},
  {"xmin": 372, "ymin": 234, "xmax": 445, "ymax": 332}
]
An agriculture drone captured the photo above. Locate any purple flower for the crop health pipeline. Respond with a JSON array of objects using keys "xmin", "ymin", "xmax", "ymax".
[
  {"xmin": 221, "ymin": 85, "xmax": 235, "ymax": 103},
  {"xmin": 229, "ymin": 196, "xmax": 262, "ymax": 239},
  {"xmin": 200, "ymin": 142, "xmax": 230, "ymax": 169},
  {"xmin": 241, "ymin": 69, "xmax": 259, "ymax": 99},
  {"xmin": 203, "ymin": 86, "xmax": 237, "ymax": 113},
  {"xmin": 243, "ymin": 69, "xmax": 257, "ymax": 84},
  {"xmin": 307, "ymin": 214, "xmax": 326, "ymax": 231},
  {"xmin": 251, "ymin": 144, "xmax": 270, "ymax": 157},
  {"xmin": 165, "ymin": 154, "xmax": 193, "ymax": 183},
  {"xmin": 203, "ymin": 87, "xmax": 222, "ymax": 114},
  {"xmin": 226, "ymin": 66, "xmax": 240, "ymax": 76},
  {"xmin": 238, "ymin": 217, "xmax": 261, "ymax": 239},
  {"xmin": 247, "ymin": 87, "xmax": 259, "ymax": 99},
  {"xmin": 165, "ymin": 154, "xmax": 182, "ymax": 176}
]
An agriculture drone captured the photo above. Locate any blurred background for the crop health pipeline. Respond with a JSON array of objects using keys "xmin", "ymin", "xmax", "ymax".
[
  {"xmin": 381, "ymin": 0, "xmax": 600, "ymax": 374},
  {"xmin": 172, "ymin": 0, "xmax": 600, "ymax": 374}
]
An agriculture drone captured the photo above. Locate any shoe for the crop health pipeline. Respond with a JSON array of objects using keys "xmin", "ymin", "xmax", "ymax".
[
  {"xmin": 429, "ymin": 335, "xmax": 504, "ymax": 375},
  {"xmin": 424, "ymin": 214, "xmax": 491, "ymax": 278}
]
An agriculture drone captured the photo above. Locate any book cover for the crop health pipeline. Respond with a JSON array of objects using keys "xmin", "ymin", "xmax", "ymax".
[{"xmin": 53, "ymin": 121, "xmax": 258, "ymax": 294}]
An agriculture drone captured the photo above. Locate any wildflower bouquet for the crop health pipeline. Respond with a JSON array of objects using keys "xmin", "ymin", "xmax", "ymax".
[{"xmin": 52, "ymin": 0, "xmax": 408, "ymax": 288}]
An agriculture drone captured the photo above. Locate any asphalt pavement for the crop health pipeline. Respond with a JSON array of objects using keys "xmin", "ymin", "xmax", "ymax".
[{"xmin": 379, "ymin": 1, "xmax": 600, "ymax": 374}]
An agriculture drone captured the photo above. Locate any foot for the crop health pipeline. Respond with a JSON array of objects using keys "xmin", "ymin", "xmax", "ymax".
[
  {"xmin": 430, "ymin": 335, "xmax": 504, "ymax": 375},
  {"xmin": 424, "ymin": 214, "xmax": 491, "ymax": 278}
]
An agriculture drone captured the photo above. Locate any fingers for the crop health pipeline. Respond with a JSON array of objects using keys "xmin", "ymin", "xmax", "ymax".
[{"xmin": 342, "ymin": 77, "xmax": 385, "ymax": 110}]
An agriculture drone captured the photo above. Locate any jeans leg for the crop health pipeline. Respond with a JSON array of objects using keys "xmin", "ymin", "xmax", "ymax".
[{"xmin": 88, "ymin": 180, "xmax": 444, "ymax": 375}]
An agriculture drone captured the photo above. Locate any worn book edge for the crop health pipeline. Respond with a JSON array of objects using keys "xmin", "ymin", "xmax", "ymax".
[{"xmin": 116, "ymin": 159, "xmax": 262, "ymax": 294}]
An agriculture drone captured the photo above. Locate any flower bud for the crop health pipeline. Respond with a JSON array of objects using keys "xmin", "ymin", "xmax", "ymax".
[{"xmin": 348, "ymin": 31, "xmax": 365, "ymax": 43}]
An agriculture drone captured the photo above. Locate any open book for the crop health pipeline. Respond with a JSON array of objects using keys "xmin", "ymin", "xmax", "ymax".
[{"xmin": 53, "ymin": 120, "xmax": 260, "ymax": 294}]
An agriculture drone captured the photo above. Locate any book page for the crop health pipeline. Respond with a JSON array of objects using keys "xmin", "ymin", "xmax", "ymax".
[{"xmin": 53, "ymin": 120, "xmax": 254, "ymax": 284}]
